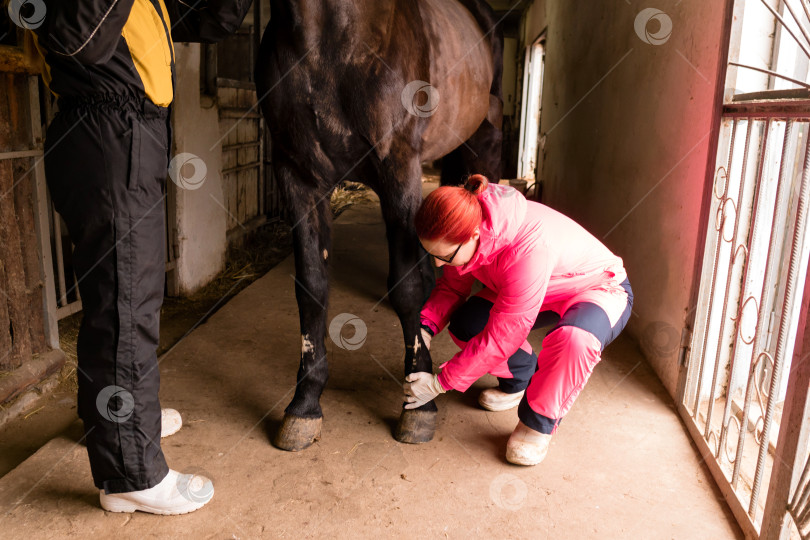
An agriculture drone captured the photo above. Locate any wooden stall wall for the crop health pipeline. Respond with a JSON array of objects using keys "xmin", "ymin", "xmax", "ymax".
[{"xmin": 0, "ymin": 72, "xmax": 48, "ymax": 371}]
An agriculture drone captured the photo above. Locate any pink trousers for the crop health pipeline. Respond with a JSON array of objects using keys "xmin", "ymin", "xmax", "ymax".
[{"xmin": 447, "ymin": 279, "xmax": 633, "ymax": 434}]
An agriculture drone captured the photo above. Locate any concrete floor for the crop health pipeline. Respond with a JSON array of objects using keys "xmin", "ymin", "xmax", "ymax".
[{"xmin": 0, "ymin": 198, "xmax": 742, "ymax": 539}]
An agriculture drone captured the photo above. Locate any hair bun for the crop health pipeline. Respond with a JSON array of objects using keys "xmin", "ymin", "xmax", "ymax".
[{"xmin": 463, "ymin": 174, "xmax": 489, "ymax": 195}]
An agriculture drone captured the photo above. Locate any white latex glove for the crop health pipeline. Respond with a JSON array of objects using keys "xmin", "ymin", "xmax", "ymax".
[
  {"xmin": 403, "ymin": 372, "xmax": 446, "ymax": 409},
  {"xmin": 420, "ymin": 327, "xmax": 432, "ymax": 350}
]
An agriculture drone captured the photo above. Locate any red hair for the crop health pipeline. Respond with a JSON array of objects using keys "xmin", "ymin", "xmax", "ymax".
[{"xmin": 415, "ymin": 174, "xmax": 489, "ymax": 243}]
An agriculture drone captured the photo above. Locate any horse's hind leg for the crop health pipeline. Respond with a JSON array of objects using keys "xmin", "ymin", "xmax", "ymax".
[
  {"xmin": 375, "ymin": 155, "xmax": 437, "ymax": 443},
  {"xmin": 273, "ymin": 162, "xmax": 333, "ymax": 452},
  {"xmin": 439, "ymin": 106, "xmax": 503, "ymax": 186}
]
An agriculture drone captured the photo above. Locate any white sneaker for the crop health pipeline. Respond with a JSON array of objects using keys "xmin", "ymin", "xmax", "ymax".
[
  {"xmin": 506, "ymin": 421, "xmax": 552, "ymax": 466},
  {"xmin": 99, "ymin": 469, "xmax": 214, "ymax": 515},
  {"xmin": 161, "ymin": 408, "xmax": 182, "ymax": 438},
  {"xmin": 478, "ymin": 388, "xmax": 525, "ymax": 412}
]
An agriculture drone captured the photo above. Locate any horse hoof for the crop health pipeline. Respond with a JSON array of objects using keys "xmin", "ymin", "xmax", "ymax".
[
  {"xmin": 394, "ymin": 409, "xmax": 437, "ymax": 444},
  {"xmin": 273, "ymin": 415, "xmax": 322, "ymax": 451}
]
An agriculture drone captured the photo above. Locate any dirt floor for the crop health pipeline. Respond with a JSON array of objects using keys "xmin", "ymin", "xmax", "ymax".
[{"xmin": 0, "ymin": 188, "xmax": 742, "ymax": 538}]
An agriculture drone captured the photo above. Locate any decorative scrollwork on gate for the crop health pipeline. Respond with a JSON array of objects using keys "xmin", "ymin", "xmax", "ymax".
[
  {"xmin": 733, "ymin": 295, "xmax": 760, "ymax": 345},
  {"xmin": 752, "ymin": 351, "xmax": 775, "ymax": 446}
]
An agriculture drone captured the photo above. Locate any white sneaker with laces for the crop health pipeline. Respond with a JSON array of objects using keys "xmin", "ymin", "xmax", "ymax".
[
  {"xmin": 99, "ymin": 469, "xmax": 214, "ymax": 515},
  {"xmin": 160, "ymin": 408, "xmax": 182, "ymax": 438}
]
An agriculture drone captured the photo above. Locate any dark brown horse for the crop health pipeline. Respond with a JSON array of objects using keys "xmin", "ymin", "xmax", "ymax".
[{"xmin": 256, "ymin": 0, "xmax": 503, "ymax": 451}]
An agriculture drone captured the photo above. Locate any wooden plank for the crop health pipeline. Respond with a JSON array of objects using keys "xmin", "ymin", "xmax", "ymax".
[
  {"xmin": 214, "ymin": 78, "xmax": 256, "ymax": 91},
  {"xmin": 237, "ymin": 169, "xmax": 246, "ymax": 225},
  {"xmin": 0, "ymin": 73, "xmax": 33, "ymax": 369},
  {"xmin": 219, "ymin": 108, "xmax": 262, "ymax": 119},
  {"xmin": 226, "ymin": 167, "xmax": 236, "ymax": 230},
  {"xmin": 0, "ymin": 349, "xmax": 65, "ymax": 405},
  {"xmin": 0, "ymin": 45, "xmax": 38, "ymax": 75},
  {"xmin": 0, "ymin": 149, "xmax": 42, "ymax": 160},
  {"xmin": 247, "ymin": 164, "xmax": 258, "ymax": 219},
  {"xmin": 13, "ymin": 156, "xmax": 46, "ymax": 354},
  {"xmin": 0, "ymin": 175, "xmax": 15, "ymax": 367}
]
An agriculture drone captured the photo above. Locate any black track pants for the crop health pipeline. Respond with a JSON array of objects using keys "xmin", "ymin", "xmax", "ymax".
[{"xmin": 45, "ymin": 96, "xmax": 171, "ymax": 494}]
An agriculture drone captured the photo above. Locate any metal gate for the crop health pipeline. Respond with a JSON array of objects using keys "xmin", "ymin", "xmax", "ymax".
[
  {"xmin": 679, "ymin": 0, "xmax": 810, "ymax": 537},
  {"xmin": 682, "ymin": 111, "xmax": 810, "ymax": 537}
]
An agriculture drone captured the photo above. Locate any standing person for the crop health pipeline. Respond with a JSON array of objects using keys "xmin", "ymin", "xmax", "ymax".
[
  {"xmin": 404, "ymin": 174, "xmax": 633, "ymax": 466},
  {"xmin": 26, "ymin": 0, "xmax": 250, "ymax": 513}
]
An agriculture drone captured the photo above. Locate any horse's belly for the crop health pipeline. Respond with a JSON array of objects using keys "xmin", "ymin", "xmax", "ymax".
[{"xmin": 417, "ymin": 0, "xmax": 494, "ymax": 162}]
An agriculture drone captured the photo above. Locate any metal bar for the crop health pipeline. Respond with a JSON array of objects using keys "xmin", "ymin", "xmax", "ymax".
[
  {"xmin": 783, "ymin": 0, "xmax": 810, "ymax": 53},
  {"xmin": 793, "ymin": 451, "xmax": 810, "ymax": 515},
  {"xmin": 52, "ymin": 207, "xmax": 68, "ymax": 307},
  {"xmin": 796, "ymin": 500, "xmax": 810, "ymax": 528},
  {"xmin": 733, "ymin": 120, "xmax": 795, "ymax": 490},
  {"xmin": 692, "ymin": 119, "xmax": 738, "ymax": 420},
  {"xmin": 784, "ymin": 0, "xmax": 810, "ymax": 49},
  {"xmin": 729, "ymin": 62, "xmax": 810, "ymax": 91},
  {"xmin": 788, "ymin": 459, "xmax": 810, "ymax": 511},
  {"xmin": 706, "ymin": 120, "xmax": 753, "ymax": 443},
  {"xmin": 757, "ymin": 0, "xmax": 810, "ymax": 62},
  {"xmin": 801, "ymin": 0, "xmax": 810, "ymax": 36},
  {"xmin": 750, "ymin": 123, "xmax": 810, "ymax": 519},
  {"xmin": 719, "ymin": 120, "xmax": 770, "ymax": 465},
  {"xmin": 791, "ymin": 457, "xmax": 810, "ymax": 521},
  {"xmin": 0, "ymin": 149, "xmax": 42, "ymax": 161}
]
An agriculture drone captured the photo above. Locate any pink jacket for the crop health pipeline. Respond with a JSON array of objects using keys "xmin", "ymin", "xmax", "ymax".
[{"xmin": 420, "ymin": 183, "xmax": 627, "ymax": 392}]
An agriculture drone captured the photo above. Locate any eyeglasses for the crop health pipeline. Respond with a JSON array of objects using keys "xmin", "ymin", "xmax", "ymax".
[{"xmin": 429, "ymin": 242, "xmax": 463, "ymax": 264}]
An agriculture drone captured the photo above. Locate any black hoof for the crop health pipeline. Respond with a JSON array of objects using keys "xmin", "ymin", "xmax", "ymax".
[
  {"xmin": 394, "ymin": 409, "xmax": 437, "ymax": 444},
  {"xmin": 273, "ymin": 415, "xmax": 322, "ymax": 451}
]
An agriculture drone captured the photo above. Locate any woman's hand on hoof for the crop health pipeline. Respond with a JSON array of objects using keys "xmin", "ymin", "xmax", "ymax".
[{"xmin": 403, "ymin": 372, "xmax": 446, "ymax": 409}]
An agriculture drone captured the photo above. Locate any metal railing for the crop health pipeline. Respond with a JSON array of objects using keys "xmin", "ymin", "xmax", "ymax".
[{"xmin": 683, "ymin": 101, "xmax": 810, "ymax": 536}]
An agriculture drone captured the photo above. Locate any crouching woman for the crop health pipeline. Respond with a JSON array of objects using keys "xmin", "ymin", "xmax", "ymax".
[{"xmin": 404, "ymin": 175, "xmax": 633, "ymax": 465}]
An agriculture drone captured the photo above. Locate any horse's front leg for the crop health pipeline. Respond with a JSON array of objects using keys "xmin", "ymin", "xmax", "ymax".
[
  {"xmin": 378, "ymin": 159, "xmax": 437, "ymax": 443},
  {"xmin": 274, "ymin": 177, "xmax": 333, "ymax": 451}
]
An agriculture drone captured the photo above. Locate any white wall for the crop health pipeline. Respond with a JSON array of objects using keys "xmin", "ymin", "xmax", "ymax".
[
  {"xmin": 171, "ymin": 43, "xmax": 228, "ymax": 295},
  {"xmin": 521, "ymin": 0, "xmax": 727, "ymax": 397}
]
